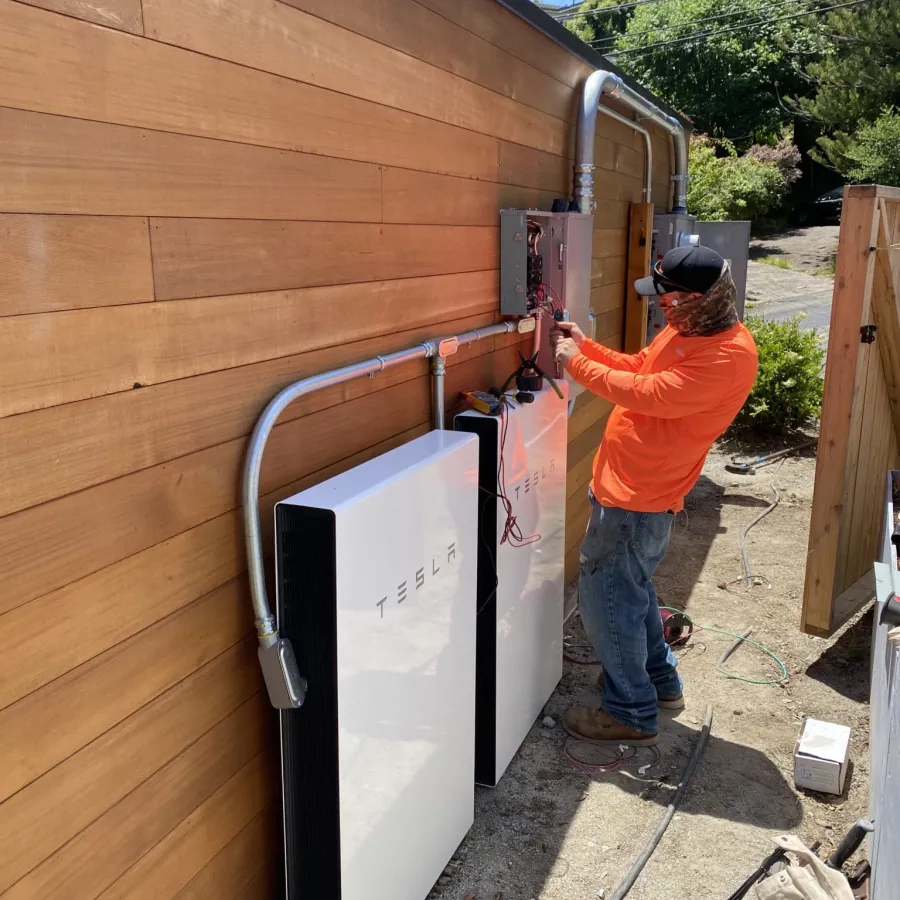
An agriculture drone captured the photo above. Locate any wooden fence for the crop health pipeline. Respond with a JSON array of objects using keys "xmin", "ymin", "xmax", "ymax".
[{"xmin": 802, "ymin": 185, "xmax": 900, "ymax": 636}]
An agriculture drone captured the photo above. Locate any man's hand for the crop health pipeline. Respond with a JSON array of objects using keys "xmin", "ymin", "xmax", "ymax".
[
  {"xmin": 551, "ymin": 320, "xmax": 585, "ymax": 347},
  {"xmin": 553, "ymin": 336, "xmax": 580, "ymax": 367}
]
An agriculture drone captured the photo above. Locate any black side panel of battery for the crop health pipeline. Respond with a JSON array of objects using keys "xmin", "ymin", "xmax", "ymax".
[
  {"xmin": 454, "ymin": 414, "xmax": 499, "ymax": 787},
  {"xmin": 276, "ymin": 504, "xmax": 341, "ymax": 898}
]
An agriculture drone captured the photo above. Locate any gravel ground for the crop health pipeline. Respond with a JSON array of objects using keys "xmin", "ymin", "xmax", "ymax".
[
  {"xmin": 750, "ymin": 226, "xmax": 840, "ymax": 274},
  {"xmin": 429, "ymin": 431, "xmax": 871, "ymax": 900}
]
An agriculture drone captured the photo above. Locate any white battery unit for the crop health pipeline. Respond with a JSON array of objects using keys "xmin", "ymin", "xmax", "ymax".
[
  {"xmin": 454, "ymin": 384, "xmax": 568, "ymax": 786},
  {"xmin": 274, "ymin": 431, "xmax": 480, "ymax": 900}
]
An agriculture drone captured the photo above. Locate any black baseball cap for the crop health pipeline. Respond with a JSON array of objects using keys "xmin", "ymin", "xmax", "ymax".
[{"xmin": 635, "ymin": 245, "xmax": 726, "ymax": 297}]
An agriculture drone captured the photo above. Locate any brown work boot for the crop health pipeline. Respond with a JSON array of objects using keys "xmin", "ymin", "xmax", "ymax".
[
  {"xmin": 595, "ymin": 670, "xmax": 685, "ymax": 710},
  {"xmin": 563, "ymin": 706, "xmax": 659, "ymax": 746}
]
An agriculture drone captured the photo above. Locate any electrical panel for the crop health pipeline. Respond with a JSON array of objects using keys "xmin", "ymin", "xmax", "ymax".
[
  {"xmin": 646, "ymin": 213, "xmax": 698, "ymax": 343},
  {"xmin": 500, "ymin": 209, "xmax": 592, "ymax": 384}
]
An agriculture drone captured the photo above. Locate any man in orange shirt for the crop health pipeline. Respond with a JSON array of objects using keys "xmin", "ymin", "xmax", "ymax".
[{"xmin": 551, "ymin": 245, "xmax": 758, "ymax": 746}]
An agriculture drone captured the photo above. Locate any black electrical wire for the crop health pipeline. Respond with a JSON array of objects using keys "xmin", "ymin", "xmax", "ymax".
[
  {"xmin": 608, "ymin": 0, "xmax": 873, "ymax": 57},
  {"xmin": 609, "ymin": 704, "xmax": 714, "ymax": 900},
  {"xmin": 588, "ymin": 0, "xmax": 811, "ymax": 48},
  {"xmin": 551, "ymin": 0, "xmax": 668, "ymax": 23}
]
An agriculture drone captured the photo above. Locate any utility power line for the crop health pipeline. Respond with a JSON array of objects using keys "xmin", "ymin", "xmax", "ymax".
[
  {"xmin": 588, "ymin": 0, "xmax": 810, "ymax": 48},
  {"xmin": 605, "ymin": 0, "xmax": 873, "ymax": 57},
  {"xmin": 551, "ymin": 0, "xmax": 667, "ymax": 23}
]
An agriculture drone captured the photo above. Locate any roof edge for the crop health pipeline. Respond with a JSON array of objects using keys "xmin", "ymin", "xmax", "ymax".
[{"xmin": 493, "ymin": 0, "xmax": 693, "ymax": 131}]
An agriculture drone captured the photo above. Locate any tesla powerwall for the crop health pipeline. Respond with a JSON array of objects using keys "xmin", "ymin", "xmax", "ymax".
[
  {"xmin": 274, "ymin": 430, "xmax": 479, "ymax": 900},
  {"xmin": 455, "ymin": 384, "xmax": 568, "ymax": 786}
]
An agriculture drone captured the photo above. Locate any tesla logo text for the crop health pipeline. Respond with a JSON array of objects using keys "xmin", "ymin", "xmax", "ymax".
[
  {"xmin": 376, "ymin": 542, "xmax": 457, "ymax": 618},
  {"xmin": 513, "ymin": 458, "xmax": 556, "ymax": 501}
]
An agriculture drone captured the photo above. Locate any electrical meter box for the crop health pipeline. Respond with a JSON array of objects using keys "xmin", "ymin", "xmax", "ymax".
[
  {"xmin": 646, "ymin": 213, "xmax": 698, "ymax": 344},
  {"xmin": 500, "ymin": 209, "xmax": 592, "ymax": 389}
]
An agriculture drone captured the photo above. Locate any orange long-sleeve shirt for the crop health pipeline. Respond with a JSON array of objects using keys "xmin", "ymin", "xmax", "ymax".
[{"xmin": 566, "ymin": 323, "xmax": 758, "ymax": 513}]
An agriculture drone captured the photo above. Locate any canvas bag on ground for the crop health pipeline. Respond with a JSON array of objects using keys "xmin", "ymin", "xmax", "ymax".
[{"xmin": 755, "ymin": 836, "xmax": 854, "ymax": 900}]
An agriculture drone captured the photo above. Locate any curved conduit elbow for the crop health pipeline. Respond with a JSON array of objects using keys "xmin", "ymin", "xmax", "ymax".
[{"xmin": 575, "ymin": 70, "xmax": 688, "ymax": 216}]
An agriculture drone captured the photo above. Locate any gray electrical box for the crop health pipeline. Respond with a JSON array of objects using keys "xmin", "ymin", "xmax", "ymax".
[
  {"xmin": 646, "ymin": 213, "xmax": 698, "ymax": 343},
  {"xmin": 500, "ymin": 209, "xmax": 592, "ymax": 380},
  {"xmin": 696, "ymin": 220, "xmax": 751, "ymax": 322}
]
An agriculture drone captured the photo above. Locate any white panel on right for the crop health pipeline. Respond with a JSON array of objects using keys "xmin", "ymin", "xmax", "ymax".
[{"xmin": 455, "ymin": 383, "xmax": 569, "ymax": 786}]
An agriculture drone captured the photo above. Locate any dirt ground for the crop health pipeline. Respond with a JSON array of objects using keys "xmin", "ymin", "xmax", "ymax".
[
  {"xmin": 430, "ymin": 429, "xmax": 871, "ymax": 900},
  {"xmin": 750, "ymin": 226, "xmax": 840, "ymax": 274}
]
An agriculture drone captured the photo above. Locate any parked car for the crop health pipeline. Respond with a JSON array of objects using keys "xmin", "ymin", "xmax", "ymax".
[{"xmin": 796, "ymin": 186, "xmax": 844, "ymax": 226}]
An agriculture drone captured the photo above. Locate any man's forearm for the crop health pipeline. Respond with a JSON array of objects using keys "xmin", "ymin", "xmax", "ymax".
[{"xmin": 580, "ymin": 338, "xmax": 645, "ymax": 372}]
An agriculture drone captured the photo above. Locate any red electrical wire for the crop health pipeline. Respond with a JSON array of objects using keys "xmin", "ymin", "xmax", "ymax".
[{"xmin": 496, "ymin": 403, "xmax": 541, "ymax": 548}]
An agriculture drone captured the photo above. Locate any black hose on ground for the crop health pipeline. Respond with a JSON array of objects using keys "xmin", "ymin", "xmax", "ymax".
[{"xmin": 609, "ymin": 704, "xmax": 714, "ymax": 900}]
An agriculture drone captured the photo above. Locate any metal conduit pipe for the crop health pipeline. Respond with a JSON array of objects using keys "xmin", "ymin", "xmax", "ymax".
[
  {"xmin": 575, "ymin": 69, "xmax": 688, "ymax": 215},
  {"xmin": 597, "ymin": 105, "xmax": 652, "ymax": 203},
  {"xmin": 243, "ymin": 317, "xmax": 535, "ymax": 707}
]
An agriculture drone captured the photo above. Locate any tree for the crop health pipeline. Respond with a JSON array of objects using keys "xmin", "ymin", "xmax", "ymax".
[
  {"xmin": 612, "ymin": 0, "xmax": 824, "ymax": 146},
  {"xmin": 688, "ymin": 135, "xmax": 787, "ymax": 222},
  {"xmin": 797, "ymin": 0, "xmax": 900, "ymax": 175},
  {"xmin": 564, "ymin": 0, "xmax": 632, "ymax": 46},
  {"xmin": 844, "ymin": 109, "xmax": 900, "ymax": 187}
]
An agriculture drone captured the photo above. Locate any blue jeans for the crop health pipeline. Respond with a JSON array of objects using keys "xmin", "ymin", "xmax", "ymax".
[{"xmin": 578, "ymin": 498, "xmax": 682, "ymax": 735}]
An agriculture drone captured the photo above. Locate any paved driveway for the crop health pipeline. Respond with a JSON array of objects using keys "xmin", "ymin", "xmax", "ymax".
[{"xmin": 745, "ymin": 261, "xmax": 834, "ymax": 346}]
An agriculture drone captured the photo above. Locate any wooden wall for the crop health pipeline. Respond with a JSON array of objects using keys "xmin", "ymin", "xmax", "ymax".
[{"xmin": 0, "ymin": 0, "xmax": 675, "ymax": 895}]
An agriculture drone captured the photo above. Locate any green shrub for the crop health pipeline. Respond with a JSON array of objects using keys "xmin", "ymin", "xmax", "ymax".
[
  {"xmin": 688, "ymin": 135, "xmax": 787, "ymax": 223},
  {"xmin": 845, "ymin": 108, "xmax": 900, "ymax": 187},
  {"xmin": 736, "ymin": 316, "xmax": 825, "ymax": 433}
]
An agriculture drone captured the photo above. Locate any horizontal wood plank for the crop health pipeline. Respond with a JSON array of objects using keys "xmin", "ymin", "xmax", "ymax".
[
  {"xmin": 0, "ymin": 266, "xmax": 500, "ymax": 416},
  {"xmin": 151, "ymin": 221, "xmax": 498, "ymax": 300},
  {"xmin": 142, "ymin": 0, "xmax": 566, "ymax": 156},
  {"xmin": 567, "ymin": 450, "xmax": 595, "ymax": 501},
  {"xmin": 591, "ymin": 255, "xmax": 627, "ymax": 289},
  {"xmin": 0, "ymin": 214, "xmax": 153, "ymax": 315},
  {"xmin": 382, "ymin": 169, "xmax": 558, "ymax": 226},
  {"xmin": 413, "ymin": 0, "xmax": 587, "ymax": 90},
  {"xmin": 281, "ymin": 0, "xmax": 577, "ymax": 124},
  {"xmin": 592, "ymin": 283, "xmax": 626, "ymax": 316},
  {"xmin": 0, "ymin": 106, "xmax": 382, "ymax": 221},
  {"xmin": 5, "ymin": 679, "xmax": 269, "ymax": 900},
  {"xmin": 568, "ymin": 393, "xmax": 613, "ymax": 443},
  {"xmin": 0, "ymin": 305, "xmax": 495, "ymax": 522},
  {"xmin": 0, "ymin": 0, "xmax": 501, "ymax": 184},
  {"xmin": 232, "ymin": 868, "xmax": 274, "ymax": 900},
  {"xmin": 566, "ymin": 497, "xmax": 592, "ymax": 554},
  {"xmin": 16, "ymin": 0, "xmax": 142, "ymax": 33},
  {"xmin": 498, "ymin": 140, "xmax": 570, "ymax": 196},
  {"xmin": 172, "ymin": 809, "xmax": 274, "ymax": 900},
  {"xmin": 567, "ymin": 416, "xmax": 608, "ymax": 475},
  {"xmin": 0, "ymin": 580, "xmax": 251, "ymax": 803},
  {"xmin": 97, "ymin": 755, "xmax": 272, "ymax": 900},
  {"xmin": 565, "ymin": 542, "xmax": 581, "ymax": 585},
  {"xmin": 0, "ymin": 650, "xmax": 262, "ymax": 894}
]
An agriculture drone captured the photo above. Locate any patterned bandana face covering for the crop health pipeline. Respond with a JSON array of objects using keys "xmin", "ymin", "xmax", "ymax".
[{"xmin": 659, "ymin": 263, "xmax": 739, "ymax": 337}]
